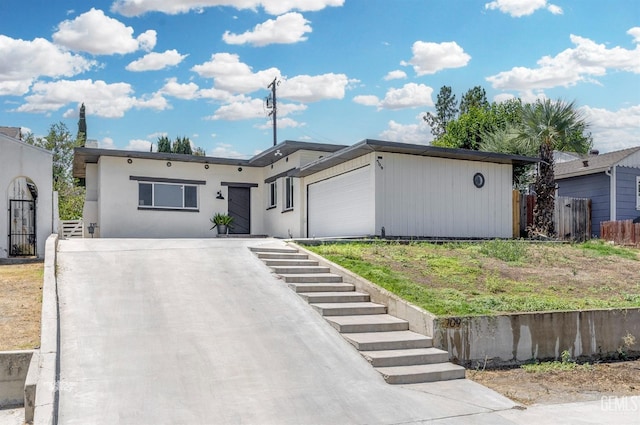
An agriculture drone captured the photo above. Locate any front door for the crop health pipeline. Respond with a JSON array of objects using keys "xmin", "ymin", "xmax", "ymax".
[{"xmin": 227, "ymin": 187, "xmax": 250, "ymax": 234}]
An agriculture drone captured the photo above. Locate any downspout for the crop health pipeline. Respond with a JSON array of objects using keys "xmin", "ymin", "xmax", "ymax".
[{"xmin": 605, "ymin": 166, "xmax": 616, "ymax": 221}]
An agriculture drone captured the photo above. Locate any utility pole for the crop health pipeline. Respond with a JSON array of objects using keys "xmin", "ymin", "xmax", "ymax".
[{"xmin": 266, "ymin": 77, "xmax": 279, "ymax": 146}]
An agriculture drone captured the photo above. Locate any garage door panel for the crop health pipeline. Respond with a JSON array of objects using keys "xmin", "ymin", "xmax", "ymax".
[{"xmin": 308, "ymin": 166, "xmax": 374, "ymax": 237}]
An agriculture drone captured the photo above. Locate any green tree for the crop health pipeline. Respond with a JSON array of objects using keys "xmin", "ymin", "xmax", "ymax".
[
  {"xmin": 459, "ymin": 86, "xmax": 489, "ymax": 115},
  {"xmin": 434, "ymin": 99, "xmax": 523, "ymax": 150},
  {"xmin": 173, "ymin": 136, "xmax": 192, "ymax": 155},
  {"xmin": 77, "ymin": 103, "xmax": 87, "ymax": 146},
  {"xmin": 157, "ymin": 136, "xmax": 171, "ymax": 153},
  {"xmin": 519, "ymin": 99, "xmax": 592, "ymax": 237},
  {"xmin": 193, "ymin": 146, "xmax": 206, "ymax": 156},
  {"xmin": 24, "ymin": 122, "xmax": 85, "ymax": 219},
  {"xmin": 480, "ymin": 124, "xmax": 536, "ymax": 189},
  {"xmin": 423, "ymin": 86, "xmax": 458, "ymax": 138}
]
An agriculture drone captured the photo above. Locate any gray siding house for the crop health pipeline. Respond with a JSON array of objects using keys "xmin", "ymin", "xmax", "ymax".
[{"xmin": 555, "ymin": 147, "xmax": 640, "ymax": 237}]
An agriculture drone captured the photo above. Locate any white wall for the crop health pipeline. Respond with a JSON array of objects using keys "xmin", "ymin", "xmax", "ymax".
[
  {"xmin": 0, "ymin": 137, "xmax": 53, "ymax": 258},
  {"xmin": 95, "ymin": 156, "xmax": 264, "ymax": 238},
  {"xmin": 375, "ymin": 153, "xmax": 513, "ymax": 238}
]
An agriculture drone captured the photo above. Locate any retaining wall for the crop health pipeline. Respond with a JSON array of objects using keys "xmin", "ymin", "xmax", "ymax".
[
  {"xmin": 0, "ymin": 350, "xmax": 34, "ymax": 408},
  {"xmin": 295, "ymin": 243, "xmax": 640, "ymax": 368}
]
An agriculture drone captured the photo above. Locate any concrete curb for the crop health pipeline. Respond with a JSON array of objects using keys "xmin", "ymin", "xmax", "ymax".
[
  {"xmin": 32, "ymin": 234, "xmax": 59, "ymax": 425},
  {"xmin": 0, "ymin": 350, "xmax": 35, "ymax": 408},
  {"xmin": 291, "ymin": 242, "xmax": 438, "ymax": 338}
]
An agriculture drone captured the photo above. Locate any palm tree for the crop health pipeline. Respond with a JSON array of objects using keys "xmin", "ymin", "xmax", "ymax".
[
  {"xmin": 480, "ymin": 124, "xmax": 537, "ymax": 189},
  {"xmin": 519, "ymin": 99, "xmax": 591, "ymax": 237}
]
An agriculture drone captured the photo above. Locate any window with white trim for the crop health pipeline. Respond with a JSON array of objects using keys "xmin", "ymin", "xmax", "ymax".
[
  {"xmin": 636, "ymin": 176, "xmax": 640, "ymax": 210},
  {"xmin": 284, "ymin": 177, "xmax": 294, "ymax": 210},
  {"xmin": 267, "ymin": 181, "xmax": 277, "ymax": 208},
  {"xmin": 138, "ymin": 182, "xmax": 198, "ymax": 210}
]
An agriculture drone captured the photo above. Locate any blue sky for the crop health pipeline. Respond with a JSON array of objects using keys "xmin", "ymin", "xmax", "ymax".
[{"xmin": 0, "ymin": 0, "xmax": 638, "ymax": 157}]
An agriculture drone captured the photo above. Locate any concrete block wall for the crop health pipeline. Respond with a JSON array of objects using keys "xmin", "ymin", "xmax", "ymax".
[{"xmin": 0, "ymin": 350, "xmax": 34, "ymax": 408}]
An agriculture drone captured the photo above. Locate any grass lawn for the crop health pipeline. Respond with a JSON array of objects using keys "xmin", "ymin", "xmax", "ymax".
[
  {"xmin": 0, "ymin": 263, "xmax": 43, "ymax": 350},
  {"xmin": 306, "ymin": 240, "xmax": 640, "ymax": 316}
]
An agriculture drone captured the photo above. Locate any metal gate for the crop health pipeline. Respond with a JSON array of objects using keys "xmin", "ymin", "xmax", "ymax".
[{"xmin": 8, "ymin": 199, "xmax": 36, "ymax": 256}]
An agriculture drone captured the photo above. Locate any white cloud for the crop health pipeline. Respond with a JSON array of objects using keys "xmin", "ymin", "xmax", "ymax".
[
  {"xmin": 384, "ymin": 70, "xmax": 407, "ymax": 81},
  {"xmin": 99, "ymin": 137, "xmax": 116, "ymax": 149},
  {"xmin": 223, "ymin": 12, "xmax": 311, "ymax": 46},
  {"xmin": 628, "ymin": 27, "xmax": 640, "ymax": 44},
  {"xmin": 208, "ymin": 97, "xmax": 306, "ymax": 121},
  {"xmin": 581, "ymin": 104, "xmax": 640, "ymax": 152},
  {"xmin": 256, "ymin": 117, "xmax": 304, "ymax": 130},
  {"xmin": 487, "ymin": 30, "xmax": 640, "ymax": 91},
  {"xmin": 0, "ymin": 35, "xmax": 95, "ymax": 95},
  {"xmin": 53, "ymin": 8, "xmax": 156, "ymax": 54},
  {"xmin": 209, "ymin": 142, "xmax": 250, "ymax": 159},
  {"xmin": 379, "ymin": 117, "xmax": 434, "ymax": 145},
  {"xmin": 126, "ymin": 50, "xmax": 187, "ymax": 71},
  {"xmin": 484, "ymin": 0, "xmax": 562, "ymax": 17},
  {"xmin": 111, "ymin": 0, "xmax": 344, "ymax": 17},
  {"xmin": 354, "ymin": 84, "xmax": 434, "ymax": 110},
  {"xmin": 159, "ymin": 78, "xmax": 200, "ymax": 99},
  {"xmin": 401, "ymin": 41, "xmax": 471, "ymax": 76},
  {"xmin": 15, "ymin": 79, "xmax": 167, "ymax": 117},
  {"xmin": 125, "ymin": 139, "xmax": 153, "ymax": 151},
  {"xmin": 493, "ymin": 93, "xmax": 516, "ymax": 103},
  {"xmin": 192, "ymin": 52, "xmax": 280, "ymax": 94},
  {"xmin": 280, "ymin": 73, "xmax": 352, "ymax": 102},
  {"xmin": 353, "ymin": 95, "xmax": 380, "ymax": 107}
]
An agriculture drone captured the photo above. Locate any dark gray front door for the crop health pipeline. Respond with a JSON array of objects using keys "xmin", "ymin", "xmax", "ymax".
[
  {"xmin": 9, "ymin": 199, "xmax": 36, "ymax": 256},
  {"xmin": 228, "ymin": 187, "xmax": 250, "ymax": 234}
]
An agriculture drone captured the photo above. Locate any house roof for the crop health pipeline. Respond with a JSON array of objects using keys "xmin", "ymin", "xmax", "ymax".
[
  {"xmin": 295, "ymin": 139, "xmax": 539, "ymax": 177},
  {"xmin": 0, "ymin": 126, "xmax": 22, "ymax": 139},
  {"xmin": 0, "ymin": 132, "xmax": 53, "ymax": 156},
  {"xmin": 73, "ymin": 138, "xmax": 538, "ymax": 179},
  {"xmin": 555, "ymin": 146, "xmax": 640, "ymax": 180}
]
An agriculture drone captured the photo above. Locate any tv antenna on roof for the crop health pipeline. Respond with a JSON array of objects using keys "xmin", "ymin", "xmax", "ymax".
[{"xmin": 265, "ymin": 77, "xmax": 280, "ymax": 147}]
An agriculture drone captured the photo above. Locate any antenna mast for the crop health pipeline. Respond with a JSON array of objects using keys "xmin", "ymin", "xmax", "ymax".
[{"xmin": 266, "ymin": 77, "xmax": 279, "ymax": 146}]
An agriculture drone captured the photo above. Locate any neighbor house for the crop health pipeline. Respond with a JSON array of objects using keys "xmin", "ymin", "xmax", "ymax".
[
  {"xmin": 72, "ymin": 139, "xmax": 537, "ymax": 239},
  {"xmin": 0, "ymin": 132, "xmax": 54, "ymax": 258},
  {"xmin": 555, "ymin": 146, "xmax": 640, "ymax": 237}
]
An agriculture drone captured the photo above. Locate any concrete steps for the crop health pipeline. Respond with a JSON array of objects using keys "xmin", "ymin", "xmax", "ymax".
[{"xmin": 250, "ymin": 244, "xmax": 465, "ymax": 385}]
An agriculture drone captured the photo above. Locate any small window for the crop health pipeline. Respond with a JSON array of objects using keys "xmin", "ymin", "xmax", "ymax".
[
  {"xmin": 138, "ymin": 182, "xmax": 198, "ymax": 210},
  {"xmin": 284, "ymin": 177, "xmax": 294, "ymax": 210},
  {"xmin": 636, "ymin": 176, "xmax": 640, "ymax": 210},
  {"xmin": 267, "ymin": 181, "xmax": 277, "ymax": 208}
]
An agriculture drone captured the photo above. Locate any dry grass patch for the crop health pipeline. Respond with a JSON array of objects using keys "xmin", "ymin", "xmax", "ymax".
[{"xmin": 0, "ymin": 263, "xmax": 43, "ymax": 350}]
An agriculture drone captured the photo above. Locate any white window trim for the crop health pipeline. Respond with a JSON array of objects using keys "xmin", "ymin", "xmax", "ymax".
[
  {"xmin": 284, "ymin": 177, "xmax": 294, "ymax": 211},
  {"xmin": 267, "ymin": 181, "xmax": 277, "ymax": 209},
  {"xmin": 138, "ymin": 181, "xmax": 199, "ymax": 211}
]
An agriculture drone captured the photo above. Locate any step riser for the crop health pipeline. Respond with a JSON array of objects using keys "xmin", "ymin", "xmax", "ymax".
[
  {"xmin": 330, "ymin": 322, "xmax": 409, "ymax": 333},
  {"xmin": 258, "ymin": 253, "xmax": 308, "ymax": 259},
  {"xmin": 300, "ymin": 294, "xmax": 370, "ymax": 303},
  {"xmin": 250, "ymin": 247, "xmax": 299, "ymax": 253},
  {"xmin": 312, "ymin": 306, "xmax": 386, "ymax": 316},
  {"xmin": 367, "ymin": 353, "xmax": 450, "ymax": 367},
  {"xmin": 381, "ymin": 369, "xmax": 465, "ymax": 384},
  {"xmin": 272, "ymin": 267, "xmax": 330, "ymax": 274},
  {"xmin": 265, "ymin": 260, "xmax": 319, "ymax": 267},
  {"xmin": 347, "ymin": 339, "xmax": 432, "ymax": 351},
  {"xmin": 288, "ymin": 283, "xmax": 355, "ymax": 293},
  {"xmin": 281, "ymin": 275, "xmax": 342, "ymax": 283}
]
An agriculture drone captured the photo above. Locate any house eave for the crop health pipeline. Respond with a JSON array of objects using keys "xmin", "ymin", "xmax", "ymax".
[
  {"xmin": 294, "ymin": 139, "xmax": 538, "ymax": 177},
  {"xmin": 73, "ymin": 147, "xmax": 251, "ymax": 179}
]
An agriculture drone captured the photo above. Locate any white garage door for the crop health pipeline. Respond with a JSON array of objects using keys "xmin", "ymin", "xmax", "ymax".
[{"xmin": 307, "ymin": 165, "xmax": 374, "ymax": 237}]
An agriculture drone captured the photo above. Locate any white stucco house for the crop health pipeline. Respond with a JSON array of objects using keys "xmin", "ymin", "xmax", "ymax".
[
  {"xmin": 72, "ymin": 139, "xmax": 537, "ymax": 239},
  {"xmin": 0, "ymin": 132, "xmax": 54, "ymax": 258}
]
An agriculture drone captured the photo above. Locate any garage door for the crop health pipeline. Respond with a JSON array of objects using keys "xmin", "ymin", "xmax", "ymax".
[{"xmin": 307, "ymin": 165, "xmax": 374, "ymax": 237}]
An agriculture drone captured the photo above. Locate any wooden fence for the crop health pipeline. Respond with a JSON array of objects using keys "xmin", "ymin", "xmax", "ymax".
[
  {"xmin": 601, "ymin": 220, "xmax": 640, "ymax": 246},
  {"xmin": 60, "ymin": 219, "xmax": 84, "ymax": 238},
  {"xmin": 513, "ymin": 191, "xmax": 591, "ymax": 241}
]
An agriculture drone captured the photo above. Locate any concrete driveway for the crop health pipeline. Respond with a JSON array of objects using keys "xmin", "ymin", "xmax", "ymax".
[{"xmin": 56, "ymin": 238, "xmax": 517, "ymax": 424}]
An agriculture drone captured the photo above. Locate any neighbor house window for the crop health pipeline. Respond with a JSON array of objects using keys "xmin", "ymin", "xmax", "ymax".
[
  {"xmin": 636, "ymin": 176, "xmax": 640, "ymax": 210},
  {"xmin": 267, "ymin": 181, "xmax": 277, "ymax": 209},
  {"xmin": 138, "ymin": 182, "xmax": 198, "ymax": 210},
  {"xmin": 284, "ymin": 177, "xmax": 294, "ymax": 210}
]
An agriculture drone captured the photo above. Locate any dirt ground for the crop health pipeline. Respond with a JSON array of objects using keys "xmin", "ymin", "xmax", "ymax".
[
  {"xmin": 0, "ymin": 262, "xmax": 43, "ymax": 350},
  {"xmin": 468, "ymin": 359, "xmax": 640, "ymax": 405}
]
